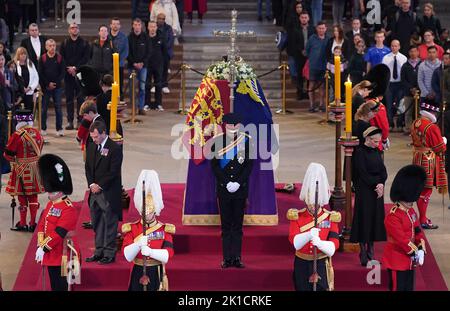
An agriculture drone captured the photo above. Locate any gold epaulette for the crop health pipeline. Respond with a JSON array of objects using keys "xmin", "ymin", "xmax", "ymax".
[
  {"xmin": 287, "ymin": 209, "xmax": 299, "ymax": 221},
  {"xmin": 164, "ymin": 223, "xmax": 176, "ymax": 234},
  {"xmin": 121, "ymin": 223, "xmax": 132, "ymax": 233},
  {"xmin": 324, "ymin": 210, "xmax": 341, "ymax": 223},
  {"xmin": 64, "ymin": 198, "xmax": 73, "ymax": 207}
]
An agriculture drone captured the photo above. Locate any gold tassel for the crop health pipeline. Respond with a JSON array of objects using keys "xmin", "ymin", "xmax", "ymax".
[
  {"xmin": 61, "ymin": 255, "xmax": 68, "ymax": 277},
  {"xmin": 158, "ymin": 266, "xmax": 169, "ymax": 291},
  {"xmin": 325, "ymin": 257, "xmax": 335, "ymax": 291}
]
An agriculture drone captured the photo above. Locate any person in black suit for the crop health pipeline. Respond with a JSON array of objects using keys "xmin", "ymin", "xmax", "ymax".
[
  {"xmin": 286, "ymin": 11, "xmax": 314, "ymax": 100},
  {"xmin": 211, "ymin": 113, "xmax": 253, "ymax": 269},
  {"xmin": 20, "ymin": 23, "xmax": 46, "ymax": 68},
  {"xmin": 84, "ymin": 120, "xmax": 123, "ymax": 264}
]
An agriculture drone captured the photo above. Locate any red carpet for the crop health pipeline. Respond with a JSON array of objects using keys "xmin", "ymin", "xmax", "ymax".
[{"xmin": 13, "ymin": 184, "xmax": 448, "ymax": 291}]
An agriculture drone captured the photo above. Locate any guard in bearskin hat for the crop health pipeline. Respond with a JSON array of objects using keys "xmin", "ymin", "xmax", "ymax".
[
  {"xmin": 365, "ymin": 64, "xmax": 391, "ymax": 151},
  {"xmin": 3, "ymin": 106, "xmax": 44, "ymax": 232},
  {"xmin": 411, "ymin": 103, "xmax": 447, "ymax": 229},
  {"xmin": 35, "ymin": 154, "xmax": 81, "ymax": 291},
  {"xmin": 382, "ymin": 165, "xmax": 427, "ymax": 291},
  {"xmin": 122, "ymin": 170, "xmax": 174, "ymax": 291},
  {"xmin": 76, "ymin": 65, "xmax": 103, "ymax": 99}
]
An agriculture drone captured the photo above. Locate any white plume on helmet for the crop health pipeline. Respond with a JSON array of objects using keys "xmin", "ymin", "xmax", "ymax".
[
  {"xmin": 134, "ymin": 170, "xmax": 164, "ymax": 216},
  {"xmin": 299, "ymin": 163, "xmax": 331, "ymax": 207}
]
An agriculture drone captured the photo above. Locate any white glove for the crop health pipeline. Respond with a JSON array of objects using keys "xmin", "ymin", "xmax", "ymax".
[
  {"xmin": 141, "ymin": 245, "xmax": 153, "ymax": 257},
  {"xmin": 311, "ymin": 236, "xmax": 336, "ymax": 257},
  {"xmin": 226, "ymin": 182, "xmax": 240, "ymax": 193},
  {"xmin": 310, "ymin": 228, "xmax": 320, "ymax": 239},
  {"xmin": 124, "ymin": 242, "xmax": 141, "ymax": 262},
  {"xmin": 417, "ymin": 249, "xmax": 425, "ymax": 266},
  {"xmin": 35, "ymin": 247, "xmax": 45, "ymax": 263},
  {"xmin": 293, "ymin": 232, "xmax": 311, "ymax": 250},
  {"xmin": 382, "ymin": 138, "xmax": 390, "ymax": 151},
  {"xmin": 138, "ymin": 235, "xmax": 148, "ymax": 247},
  {"xmin": 443, "ymin": 137, "xmax": 447, "ymax": 145}
]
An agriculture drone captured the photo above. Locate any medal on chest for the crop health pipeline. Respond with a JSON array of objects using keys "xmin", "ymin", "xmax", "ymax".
[{"xmin": 48, "ymin": 207, "xmax": 62, "ymax": 217}]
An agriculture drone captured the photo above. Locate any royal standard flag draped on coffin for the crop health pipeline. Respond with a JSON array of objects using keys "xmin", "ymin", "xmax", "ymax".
[{"xmin": 182, "ymin": 77, "xmax": 278, "ymax": 226}]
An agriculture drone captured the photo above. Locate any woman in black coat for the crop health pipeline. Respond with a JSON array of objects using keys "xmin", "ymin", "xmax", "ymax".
[{"xmin": 350, "ymin": 127, "xmax": 387, "ymax": 266}]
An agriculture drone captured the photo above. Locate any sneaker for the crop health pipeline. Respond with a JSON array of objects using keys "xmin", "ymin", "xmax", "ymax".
[
  {"xmin": 56, "ymin": 130, "xmax": 64, "ymax": 137},
  {"xmin": 40, "ymin": 130, "xmax": 47, "ymax": 136},
  {"xmin": 151, "ymin": 87, "xmax": 155, "ymax": 93},
  {"xmin": 138, "ymin": 109, "xmax": 146, "ymax": 115},
  {"xmin": 168, "ymin": 69, "xmax": 171, "ymax": 74},
  {"xmin": 144, "ymin": 105, "xmax": 150, "ymax": 111},
  {"xmin": 257, "ymin": 16, "xmax": 263, "ymax": 22},
  {"xmin": 157, "ymin": 105, "xmax": 164, "ymax": 111},
  {"xmin": 162, "ymin": 87, "xmax": 170, "ymax": 94},
  {"xmin": 65, "ymin": 122, "xmax": 74, "ymax": 130}
]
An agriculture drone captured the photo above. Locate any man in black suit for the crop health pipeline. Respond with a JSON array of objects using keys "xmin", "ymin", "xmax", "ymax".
[
  {"xmin": 211, "ymin": 113, "xmax": 253, "ymax": 269},
  {"xmin": 345, "ymin": 18, "xmax": 370, "ymax": 46},
  {"xmin": 20, "ymin": 23, "xmax": 46, "ymax": 68},
  {"xmin": 286, "ymin": 11, "xmax": 314, "ymax": 99},
  {"xmin": 85, "ymin": 120, "xmax": 123, "ymax": 264}
]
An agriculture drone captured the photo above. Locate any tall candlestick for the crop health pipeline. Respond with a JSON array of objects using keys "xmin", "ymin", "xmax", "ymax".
[
  {"xmin": 334, "ymin": 56, "xmax": 341, "ymax": 103},
  {"xmin": 113, "ymin": 53, "xmax": 120, "ymax": 94},
  {"xmin": 110, "ymin": 82, "xmax": 119, "ymax": 134},
  {"xmin": 345, "ymin": 77, "xmax": 352, "ymax": 134}
]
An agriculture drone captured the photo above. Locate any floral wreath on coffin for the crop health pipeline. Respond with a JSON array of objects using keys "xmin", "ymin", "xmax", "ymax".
[{"xmin": 206, "ymin": 56, "xmax": 257, "ymax": 81}]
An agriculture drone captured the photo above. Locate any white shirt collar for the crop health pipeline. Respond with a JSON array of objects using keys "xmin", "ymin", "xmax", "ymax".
[{"xmin": 98, "ymin": 136, "xmax": 108, "ymax": 150}]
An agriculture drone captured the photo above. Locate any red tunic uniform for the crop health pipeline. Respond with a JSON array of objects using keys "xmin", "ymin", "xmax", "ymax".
[
  {"xmin": 382, "ymin": 203, "xmax": 426, "ymax": 271},
  {"xmin": 369, "ymin": 102, "xmax": 389, "ymax": 151},
  {"xmin": 122, "ymin": 220, "xmax": 175, "ymax": 291},
  {"xmin": 288, "ymin": 208, "xmax": 340, "ymax": 260},
  {"xmin": 122, "ymin": 221, "xmax": 174, "ymax": 264},
  {"xmin": 37, "ymin": 197, "xmax": 80, "ymax": 266},
  {"xmin": 288, "ymin": 207, "xmax": 341, "ymax": 291},
  {"xmin": 3, "ymin": 126, "xmax": 44, "ymax": 195},
  {"xmin": 411, "ymin": 117, "xmax": 447, "ymax": 190}
]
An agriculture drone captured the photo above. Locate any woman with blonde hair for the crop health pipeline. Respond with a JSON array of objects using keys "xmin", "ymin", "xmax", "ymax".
[
  {"xmin": 353, "ymin": 100, "xmax": 379, "ymax": 145},
  {"xmin": 13, "ymin": 47, "xmax": 39, "ymax": 112},
  {"xmin": 417, "ymin": 3, "xmax": 443, "ymax": 39}
]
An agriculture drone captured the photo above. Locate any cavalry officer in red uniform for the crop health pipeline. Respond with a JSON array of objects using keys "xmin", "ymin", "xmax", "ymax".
[
  {"xmin": 382, "ymin": 165, "xmax": 427, "ymax": 291},
  {"xmin": 287, "ymin": 163, "xmax": 341, "ymax": 291},
  {"xmin": 35, "ymin": 154, "xmax": 81, "ymax": 291},
  {"xmin": 122, "ymin": 170, "xmax": 174, "ymax": 291},
  {"xmin": 411, "ymin": 103, "xmax": 447, "ymax": 229},
  {"xmin": 3, "ymin": 107, "xmax": 44, "ymax": 232}
]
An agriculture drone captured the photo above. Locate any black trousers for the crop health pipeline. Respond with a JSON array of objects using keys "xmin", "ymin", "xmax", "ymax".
[
  {"xmin": 146, "ymin": 64, "xmax": 163, "ymax": 108},
  {"xmin": 47, "ymin": 266, "xmax": 68, "ymax": 291},
  {"xmin": 388, "ymin": 269, "xmax": 415, "ymax": 291},
  {"xmin": 293, "ymin": 257, "xmax": 329, "ymax": 291},
  {"xmin": 128, "ymin": 264, "xmax": 161, "ymax": 291},
  {"xmin": 162, "ymin": 57, "xmax": 170, "ymax": 88},
  {"xmin": 24, "ymin": 94, "xmax": 34, "ymax": 111},
  {"xmin": 218, "ymin": 197, "xmax": 245, "ymax": 261},
  {"xmin": 89, "ymin": 192, "xmax": 118, "ymax": 258},
  {"xmin": 294, "ymin": 55, "xmax": 307, "ymax": 94},
  {"xmin": 64, "ymin": 75, "xmax": 84, "ymax": 123}
]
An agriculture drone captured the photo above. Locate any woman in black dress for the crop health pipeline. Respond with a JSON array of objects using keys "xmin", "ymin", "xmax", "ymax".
[{"xmin": 350, "ymin": 126, "xmax": 387, "ymax": 266}]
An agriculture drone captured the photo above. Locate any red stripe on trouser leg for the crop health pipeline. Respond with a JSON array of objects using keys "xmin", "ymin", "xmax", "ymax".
[
  {"xmin": 417, "ymin": 188, "xmax": 433, "ymax": 224},
  {"xmin": 392, "ymin": 270, "xmax": 397, "ymax": 291},
  {"xmin": 28, "ymin": 196, "xmax": 39, "ymax": 226},
  {"xmin": 17, "ymin": 196, "xmax": 28, "ymax": 226}
]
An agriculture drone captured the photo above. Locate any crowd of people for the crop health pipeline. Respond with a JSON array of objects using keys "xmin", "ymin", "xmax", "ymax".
[{"xmin": 283, "ymin": 0, "xmax": 449, "ymax": 124}]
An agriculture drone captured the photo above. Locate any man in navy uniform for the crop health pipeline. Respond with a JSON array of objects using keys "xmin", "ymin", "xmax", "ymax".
[{"xmin": 211, "ymin": 113, "xmax": 253, "ymax": 269}]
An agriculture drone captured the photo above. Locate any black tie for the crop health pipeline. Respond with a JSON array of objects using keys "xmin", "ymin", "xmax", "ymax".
[{"xmin": 393, "ymin": 55, "xmax": 398, "ymax": 80}]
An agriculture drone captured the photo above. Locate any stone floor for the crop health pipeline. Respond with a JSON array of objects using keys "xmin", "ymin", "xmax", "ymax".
[{"xmin": 1, "ymin": 108, "xmax": 450, "ymax": 291}]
